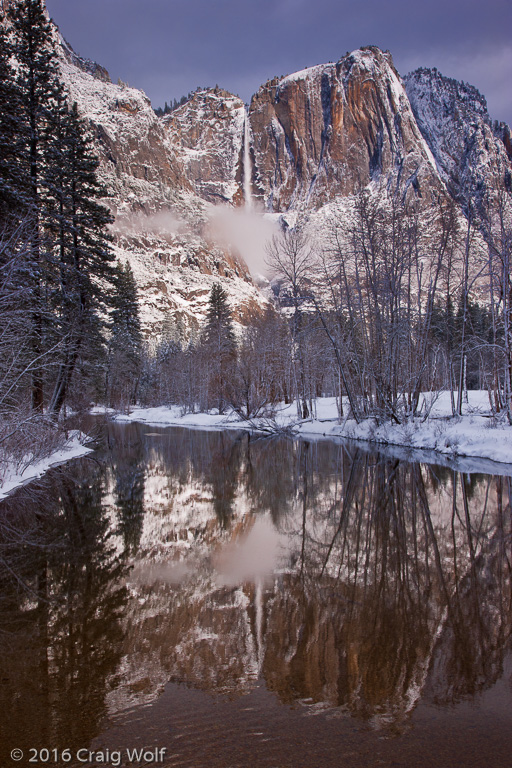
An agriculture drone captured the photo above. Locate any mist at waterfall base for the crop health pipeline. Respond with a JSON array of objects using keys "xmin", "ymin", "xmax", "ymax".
[
  {"xmin": 131, "ymin": 517, "xmax": 286, "ymax": 589},
  {"xmin": 113, "ymin": 206, "xmax": 279, "ymax": 278},
  {"xmin": 112, "ymin": 109, "xmax": 277, "ymax": 277},
  {"xmin": 207, "ymin": 205, "xmax": 279, "ymax": 277},
  {"xmin": 113, "ymin": 210, "xmax": 188, "ymax": 237}
]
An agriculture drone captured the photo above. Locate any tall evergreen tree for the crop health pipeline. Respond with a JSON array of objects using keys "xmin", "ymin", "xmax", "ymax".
[
  {"xmin": 106, "ymin": 261, "xmax": 142, "ymax": 406},
  {"xmin": 0, "ymin": 21, "xmax": 32, "ymax": 416},
  {"xmin": 0, "ymin": 24, "xmax": 27, "ymax": 228},
  {"xmin": 0, "ymin": 1, "xmax": 117, "ymax": 417},
  {"xmin": 7, "ymin": 0, "xmax": 67, "ymax": 410},
  {"xmin": 46, "ymin": 101, "xmax": 115, "ymax": 415},
  {"xmin": 204, "ymin": 283, "xmax": 235, "ymax": 352},
  {"xmin": 202, "ymin": 283, "xmax": 236, "ymax": 413}
]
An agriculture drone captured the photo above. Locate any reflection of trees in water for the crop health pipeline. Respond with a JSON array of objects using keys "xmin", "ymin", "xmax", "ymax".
[
  {"xmin": 111, "ymin": 428, "xmax": 146, "ymax": 552},
  {"xmin": 2, "ymin": 425, "xmax": 510, "ymax": 746},
  {"xmin": 208, "ymin": 432, "xmax": 244, "ymax": 528},
  {"xmin": 91, "ymin": 428, "xmax": 512, "ymax": 728},
  {"xmin": 261, "ymin": 451, "xmax": 512, "ymax": 729},
  {"xmin": 423, "ymin": 472, "xmax": 512, "ymax": 704},
  {"xmin": 0, "ymin": 461, "xmax": 129, "ymax": 757}
]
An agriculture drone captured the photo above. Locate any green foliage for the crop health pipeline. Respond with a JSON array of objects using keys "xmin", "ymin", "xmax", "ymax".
[
  {"xmin": 203, "ymin": 282, "xmax": 235, "ymax": 352},
  {"xmin": 200, "ymin": 283, "xmax": 236, "ymax": 413},
  {"xmin": 0, "ymin": 25, "xmax": 26, "ymax": 225}
]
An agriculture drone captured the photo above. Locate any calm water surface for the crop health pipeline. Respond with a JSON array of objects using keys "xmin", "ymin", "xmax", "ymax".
[{"xmin": 0, "ymin": 423, "xmax": 511, "ymax": 767}]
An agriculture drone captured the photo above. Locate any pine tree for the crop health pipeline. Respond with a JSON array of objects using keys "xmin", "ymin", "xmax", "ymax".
[
  {"xmin": 0, "ymin": 1, "xmax": 117, "ymax": 416},
  {"xmin": 106, "ymin": 261, "xmax": 142, "ymax": 406},
  {"xmin": 0, "ymin": 24, "xmax": 28, "ymax": 228},
  {"xmin": 202, "ymin": 283, "xmax": 236, "ymax": 412},
  {"xmin": 46, "ymin": 101, "xmax": 115, "ymax": 415},
  {"xmin": 7, "ymin": 0, "xmax": 67, "ymax": 410},
  {"xmin": 0, "ymin": 21, "xmax": 32, "ymax": 415},
  {"xmin": 204, "ymin": 283, "xmax": 235, "ymax": 351}
]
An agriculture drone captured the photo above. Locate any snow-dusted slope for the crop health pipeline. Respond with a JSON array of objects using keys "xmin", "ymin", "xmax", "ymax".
[
  {"xmin": 405, "ymin": 68, "xmax": 512, "ymax": 208},
  {"xmin": 164, "ymin": 88, "xmax": 247, "ymax": 205},
  {"xmin": 56, "ymin": 42, "xmax": 266, "ymax": 337}
]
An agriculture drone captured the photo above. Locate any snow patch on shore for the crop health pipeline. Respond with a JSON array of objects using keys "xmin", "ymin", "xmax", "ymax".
[
  {"xmin": 113, "ymin": 391, "xmax": 512, "ymax": 469},
  {"xmin": 0, "ymin": 432, "xmax": 93, "ymax": 500}
]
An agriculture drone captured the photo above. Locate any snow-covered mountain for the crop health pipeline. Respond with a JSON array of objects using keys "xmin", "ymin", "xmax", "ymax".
[
  {"xmin": 56, "ymin": 37, "xmax": 266, "ymax": 338},
  {"xmin": 49, "ymin": 17, "xmax": 512, "ymax": 334},
  {"xmin": 248, "ymin": 47, "xmax": 442, "ymax": 211},
  {"xmin": 160, "ymin": 46, "xmax": 511, "ymax": 216},
  {"xmin": 405, "ymin": 67, "xmax": 512, "ymax": 209}
]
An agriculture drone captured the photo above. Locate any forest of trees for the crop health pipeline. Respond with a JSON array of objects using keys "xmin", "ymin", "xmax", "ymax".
[
  {"xmin": 0, "ymin": 0, "xmax": 139, "ymax": 470},
  {"xmin": 153, "ymin": 86, "xmax": 210, "ymax": 117},
  {"xmin": 137, "ymin": 190, "xmax": 512, "ymax": 429}
]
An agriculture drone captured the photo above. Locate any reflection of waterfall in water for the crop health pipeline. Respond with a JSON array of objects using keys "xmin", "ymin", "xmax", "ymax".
[
  {"xmin": 255, "ymin": 578, "xmax": 264, "ymax": 672},
  {"xmin": 243, "ymin": 109, "xmax": 253, "ymax": 210}
]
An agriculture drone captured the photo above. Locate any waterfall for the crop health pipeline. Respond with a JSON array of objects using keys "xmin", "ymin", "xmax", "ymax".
[{"xmin": 243, "ymin": 108, "xmax": 253, "ymax": 210}]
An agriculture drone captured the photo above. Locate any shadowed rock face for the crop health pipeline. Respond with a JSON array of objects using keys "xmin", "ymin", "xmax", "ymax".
[
  {"xmin": 164, "ymin": 88, "xmax": 247, "ymax": 206},
  {"xmin": 405, "ymin": 67, "xmax": 512, "ymax": 207},
  {"xmin": 248, "ymin": 48, "xmax": 442, "ymax": 211}
]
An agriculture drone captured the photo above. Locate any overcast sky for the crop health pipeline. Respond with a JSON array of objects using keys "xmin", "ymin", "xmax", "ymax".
[{"xmin": 45, "ymin": 0, "xmax": 512, "ymax": 125}]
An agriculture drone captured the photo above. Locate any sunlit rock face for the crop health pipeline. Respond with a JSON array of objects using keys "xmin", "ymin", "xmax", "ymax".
[
  {"xmin": 157, "ymin": 47, "xmax": 512, "ymax": 217},
  {"xmin": 248, "ymin": 47, "xmax": 443, "ymax": 211}
]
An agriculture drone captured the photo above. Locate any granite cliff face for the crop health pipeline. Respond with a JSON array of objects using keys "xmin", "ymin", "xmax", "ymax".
[
  {"xmin": 55, "ymin": 37, "xmax": 264, "ymax": 337},
  {"xmin": 157, "ymin": 47, "xmax": 512, "ymax": 217},
  {"xmin": 248, "ymin": 47, "xmax": 442, "ymax": 211},
  {"xmin": 49, "ymin": 19, "xmax": 512, "ymax": 333},
  {"xmin": 164, "ymin": 88, "xmax": 247, "ymax": 206},
  {"xmin": 405, "ymin": 67, "xmax": 512, "ymax": 208}
]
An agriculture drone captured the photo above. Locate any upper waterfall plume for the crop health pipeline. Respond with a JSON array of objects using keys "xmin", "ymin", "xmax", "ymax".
[{"xmin": 243, "ymin": 108, "xmax": 253, "ymax": 209}]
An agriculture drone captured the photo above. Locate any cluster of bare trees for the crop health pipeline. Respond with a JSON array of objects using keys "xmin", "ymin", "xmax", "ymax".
[
  {"xmin": 140, "ymin": 291, "xmax": 309, "ymax": 419},
  {"xmin": 314, "ymin": 193, "xmax": 463, "ymax": 423},
  {"xmin": 140, "ymin": 188, "xmax": 512, "ymax": 427},
  {"xmin": 313, "ymin": 189, "xmax": 512, "ymax": 423}
]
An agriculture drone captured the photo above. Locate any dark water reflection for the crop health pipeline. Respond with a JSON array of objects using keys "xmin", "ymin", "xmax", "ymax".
[{"xmin": 0, "ymin": 424, "xmax": 511, "ymax": 767}]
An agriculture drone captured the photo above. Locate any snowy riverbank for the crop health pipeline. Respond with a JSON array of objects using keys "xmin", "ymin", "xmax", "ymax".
[
  {"xmin": 113, "ymin": 391, "xmax": 512, "ymax": 468},
  {"xmin": 0, "ymin": 432, "xmax": 93, "ymax": 500}
]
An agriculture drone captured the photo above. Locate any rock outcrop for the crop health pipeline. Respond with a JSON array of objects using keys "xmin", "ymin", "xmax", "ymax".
[
  {"xmin": 164, "ymin": 88, "xmax": 247, "ymax": 205},
  {"xmin": 405, "ymin": 67, "xmax": 512, "ymax": 209},
  {"xmin": 156, "ymin": 47, "xmax": 512, "ymax": 217},
  {"xmin": 248, "ymin": 47, "xmax": 442, "ymax": 211}
]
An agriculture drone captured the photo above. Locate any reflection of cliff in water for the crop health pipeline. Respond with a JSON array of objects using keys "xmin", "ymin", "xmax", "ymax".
[
  {"xmin": 106, "ymin": 429, "xmax": 512, "ymax": 730},
  {"xmin": 0, "ymin": 425, "xmax": 511, "ymax": 747}
]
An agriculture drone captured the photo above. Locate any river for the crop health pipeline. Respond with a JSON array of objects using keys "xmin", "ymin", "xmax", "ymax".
[{"xmin": 0, "ymin": 422, "xmax": 511, "ymax": 767}]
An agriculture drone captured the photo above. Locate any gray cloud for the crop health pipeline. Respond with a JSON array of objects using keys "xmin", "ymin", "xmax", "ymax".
[{"xmin": 46, "ymin": 0, "xmax": 512, "ymax": 124}]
